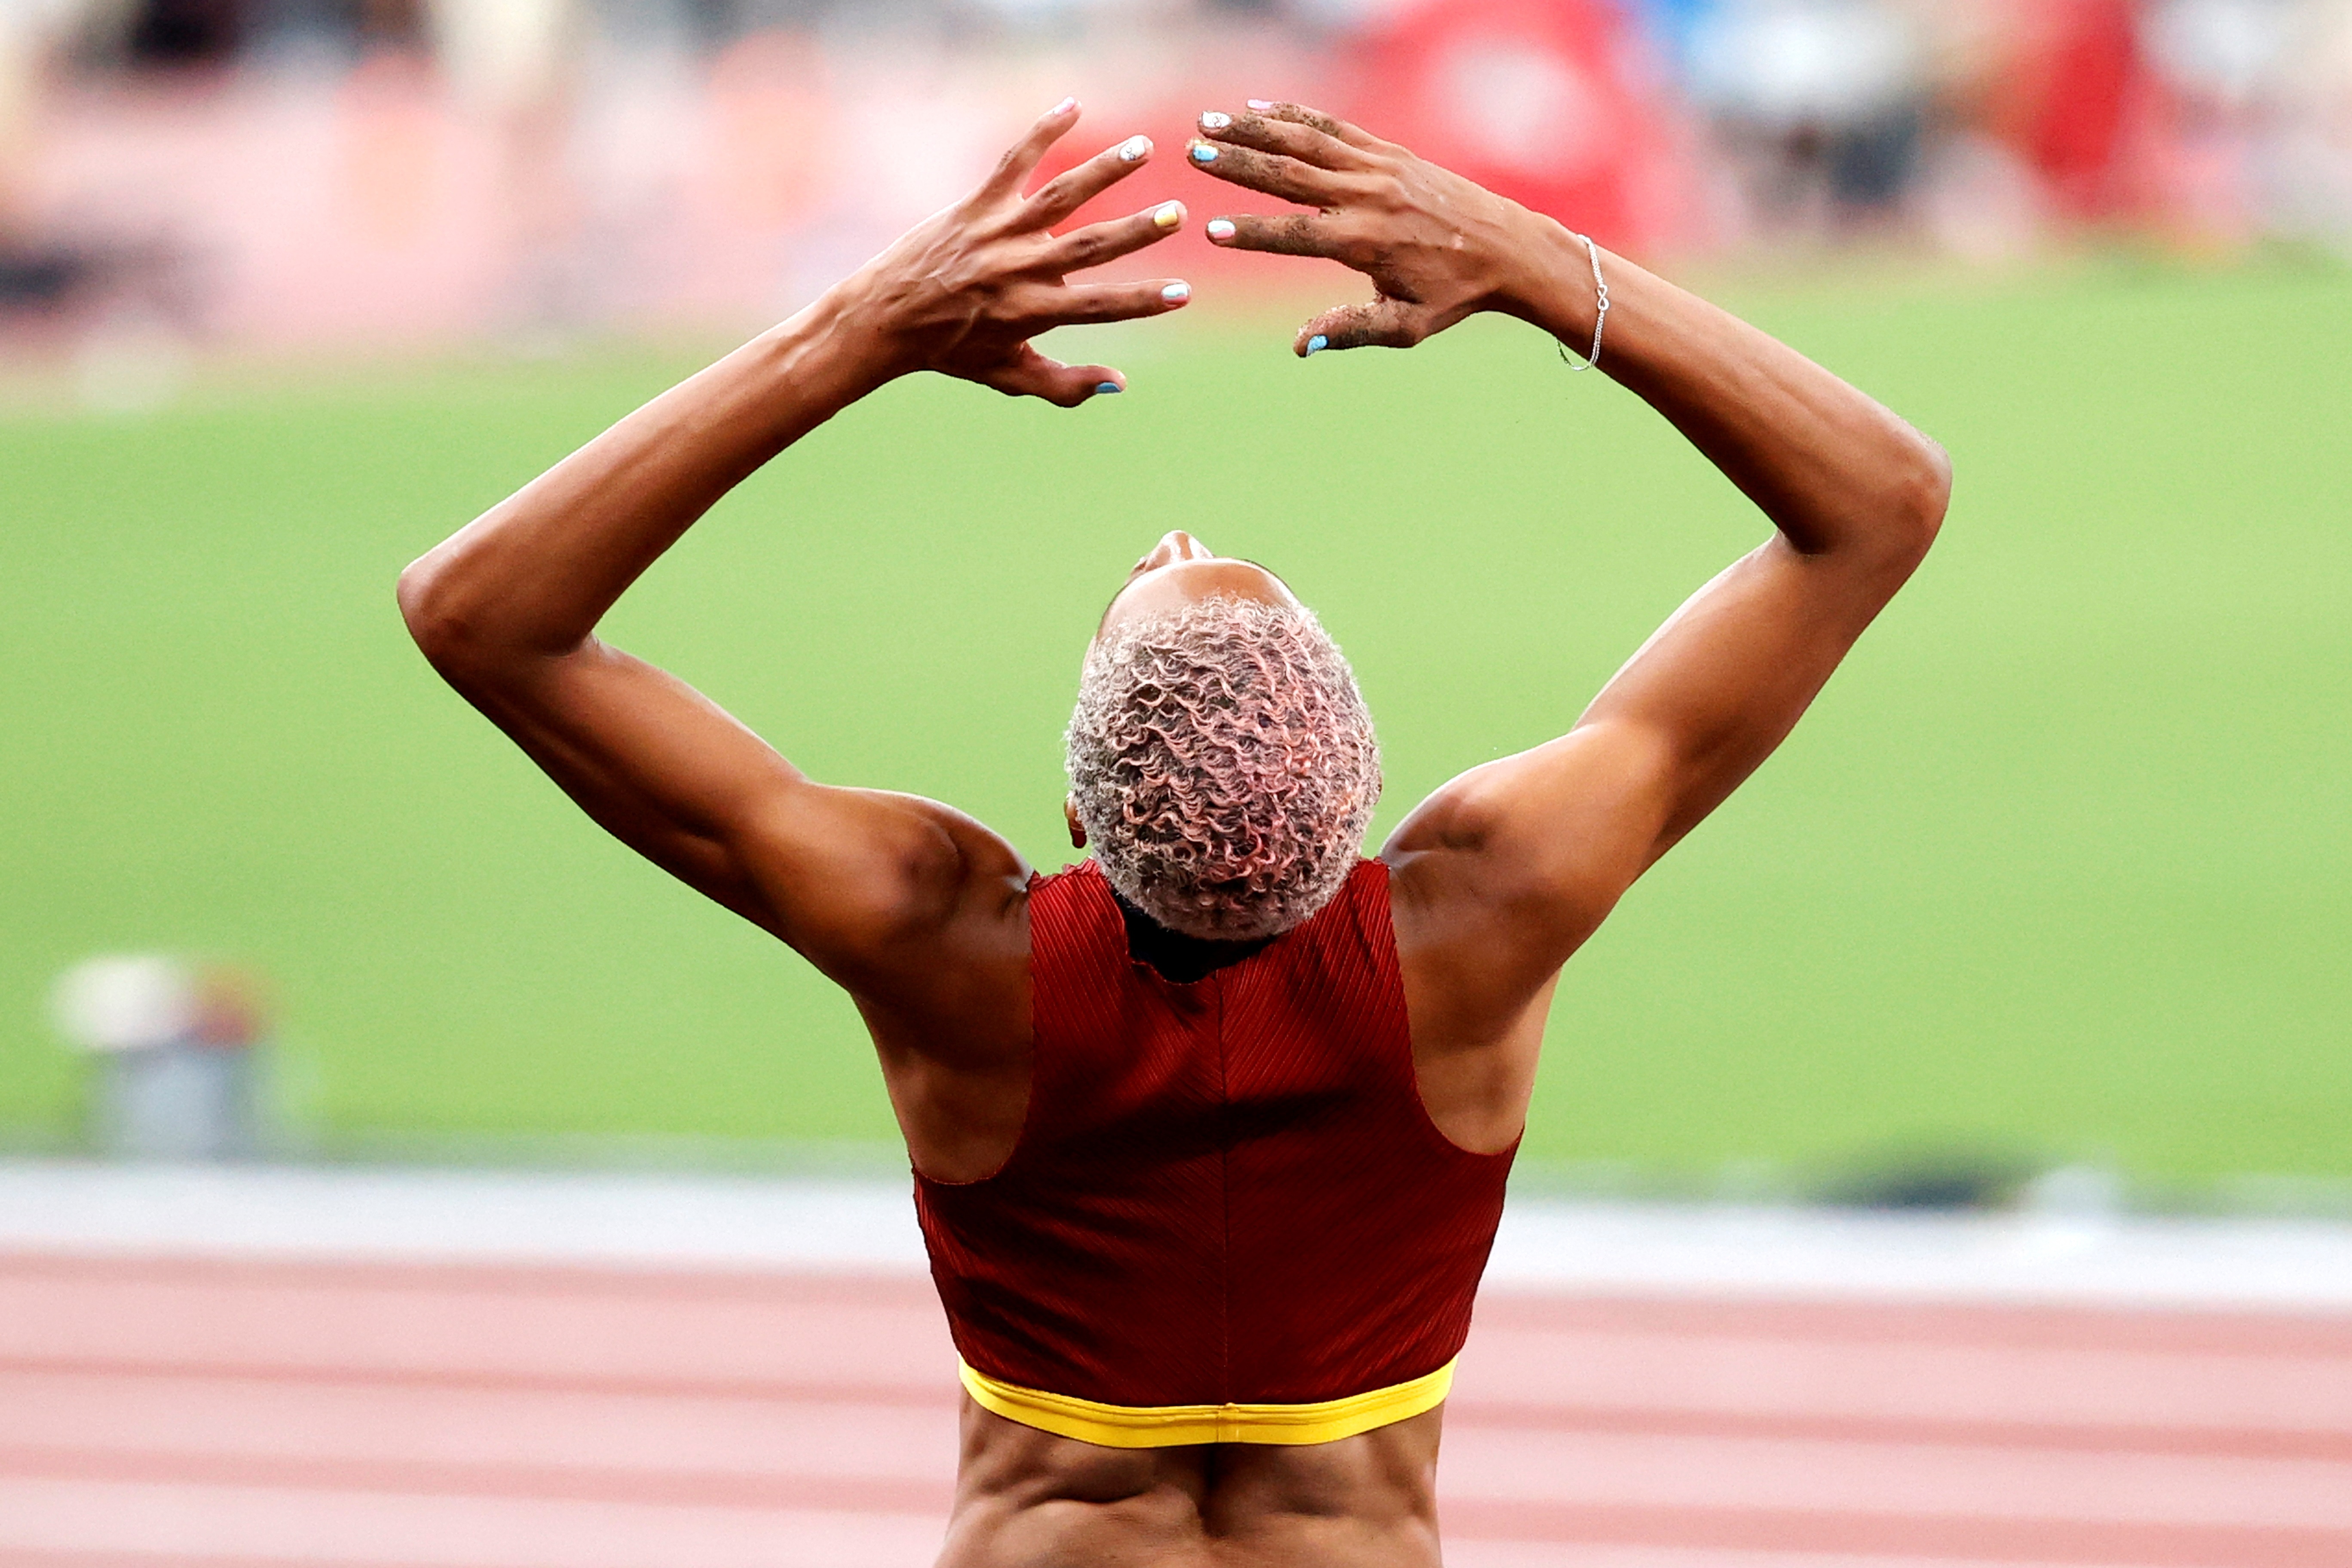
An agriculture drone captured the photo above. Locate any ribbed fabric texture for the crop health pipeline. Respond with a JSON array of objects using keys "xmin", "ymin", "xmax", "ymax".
[{"xmin": 914, "ymin": 858, "xmax": 1518, "ymax": 1412}]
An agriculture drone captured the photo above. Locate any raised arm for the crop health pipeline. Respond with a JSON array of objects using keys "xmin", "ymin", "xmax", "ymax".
[
  {"xmin": 1185, "ymin": 104, "xmax": 1949, "ymax": 1128},
  {"xmin": 398, "ymin": 102, "xmax": 1192, "ymax": 1011}
]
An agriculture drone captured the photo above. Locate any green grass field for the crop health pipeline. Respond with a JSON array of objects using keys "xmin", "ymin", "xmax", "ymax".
[{"xmin": 3, "ymin": 258, "xmax": 2346, "ymax": 1189}]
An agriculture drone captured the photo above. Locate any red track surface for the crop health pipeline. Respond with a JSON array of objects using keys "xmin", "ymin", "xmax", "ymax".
[{"xmin": 6, "ymin": 1253, "xmax": 2350, "ymax": 1568}]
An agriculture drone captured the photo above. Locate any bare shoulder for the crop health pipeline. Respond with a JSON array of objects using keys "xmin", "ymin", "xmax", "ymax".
[
  {"xmin": 1386, "ymin": 723, "xmax": 1675, "ymax": 980},
  {"xmin": 1380, "ymin": 725, "xmax": 1681, "ymax": 1147},
  {"xmin": 733, "ymin": 783, "xmax": 1032, "ymax": 1004}
]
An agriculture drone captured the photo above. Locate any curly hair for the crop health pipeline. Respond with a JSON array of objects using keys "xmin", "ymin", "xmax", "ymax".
[{"xmin": 1066, "ymin": 594, "xmax": 1382, "ymax": 942}]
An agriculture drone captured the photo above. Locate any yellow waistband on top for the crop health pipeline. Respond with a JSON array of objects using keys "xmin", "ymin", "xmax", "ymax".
[{"xmin": 956, "ymin": 1357, "xmax": 1457, "ymax": 1449}]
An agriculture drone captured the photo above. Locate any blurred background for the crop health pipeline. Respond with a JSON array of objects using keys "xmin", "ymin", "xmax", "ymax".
[
  {"xmin": 1, "ymin": 0, "xmax": 2348, "ymax": 1563},
  {"xmin": 3, "ymin": 0, "xmax": 2352, "ymax": 354}
]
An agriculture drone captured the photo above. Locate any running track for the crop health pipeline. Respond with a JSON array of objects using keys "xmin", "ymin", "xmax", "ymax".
[{"xmin": 6, "ymin": 1251, "xmax": 2351, "ymax": 1568}]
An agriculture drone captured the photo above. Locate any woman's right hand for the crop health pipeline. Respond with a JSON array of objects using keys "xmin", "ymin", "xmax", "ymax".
[{"xmin": 839, "ymin": 98, "xmax": 1193, "ymax": 407}]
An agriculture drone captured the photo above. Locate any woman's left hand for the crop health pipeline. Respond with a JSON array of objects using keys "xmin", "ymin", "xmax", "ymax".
[{"xmin": 1184, "ymin": 101, "xmax": 1547, "ymax": 357}]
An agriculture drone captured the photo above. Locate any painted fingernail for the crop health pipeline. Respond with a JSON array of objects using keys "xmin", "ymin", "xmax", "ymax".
[
  {"xmin": 1095, "ymin": 381, "xmax": 1122, "ymax": 395},
  {"xmin": 1306, "ymin": 334, "xmax": 1328, "ymax": 355},
  {"xmin": 1052, "ymin": 96, "xmax": 1078, "ymax": 116},
  {"xmin": 1118, "ymin": 135, "xmax": 1151, "ymax": 162},
  {"xmin": 1207, "ymin": 218, "xmax": 1236, "ymax": 242},
  {"xmin": 1162, "ymin": 282, "xmax": 1191, "ymax": 304},
  {"xmin": 1247, "ymin": 99, "xmax": 1276, "ymax": 111},
  {"xmin": 1200, "ymin": 110, "xmax": 1232, "ymax": 131},
  {"xmin": 1190, "ymin": 143, "xmax": 1218, "ymax": 164},
  {"xmin": 1154, "ymin": 202, "xmax": 1183, "ymax": 230}
]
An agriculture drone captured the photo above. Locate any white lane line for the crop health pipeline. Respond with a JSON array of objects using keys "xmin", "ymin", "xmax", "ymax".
[
  {"xmin": 0, "ymin": 1163, "xmax": 929, "ymax": 1274},
  {"xmin": 1487, "ymin": 1201, "xmax": 2352, "ymax": 1311}
]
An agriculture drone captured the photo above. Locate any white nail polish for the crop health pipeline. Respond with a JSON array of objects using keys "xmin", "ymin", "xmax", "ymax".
[
  {"xmin": 1154, "ymin": 202, "xmax": 1183, "ymax": 230},
  {"xmin": 1200, "ymin": 110, "xmax": 1232, "ymax": 131},
  {"xmin": 1052, "ymin": 96, "xmax": 1078, "ymax": 116},
  {"xmin": 1161, "ymin": 282, "xmax": 1191, "ymax": 304},
  {"xmin": 1207, "ymin": 218, "xmax": 1236, "ymax": 242},
  {"xmin": 1246, "ymin": 99, "xmax": 1275, "ymax": 111},
  {"xmin": 1118, "ymin": 135, "xmax": 1151, "ymax": 162}
]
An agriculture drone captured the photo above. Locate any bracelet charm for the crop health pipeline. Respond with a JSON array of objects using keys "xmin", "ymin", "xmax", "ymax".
[{"xmin": 1556, "ymin": 232, "xmax": 1610, "ymax": 373}]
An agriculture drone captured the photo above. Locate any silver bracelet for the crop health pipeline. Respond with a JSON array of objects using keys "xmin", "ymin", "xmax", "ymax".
[{"xmin": 1555, "ymin": 232, "xmax": 1609, "ymax": 372}]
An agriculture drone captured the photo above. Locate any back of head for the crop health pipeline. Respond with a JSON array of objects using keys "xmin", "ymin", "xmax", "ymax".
[{"xmin": 1066, "ymin": 594, "xmax": 1382, "ymax": 942}]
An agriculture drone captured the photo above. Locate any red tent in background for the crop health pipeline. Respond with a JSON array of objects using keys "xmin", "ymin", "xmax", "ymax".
[{"xmin": 1341, "ymin": 0, "xmax": 1698, "ymax": 254}]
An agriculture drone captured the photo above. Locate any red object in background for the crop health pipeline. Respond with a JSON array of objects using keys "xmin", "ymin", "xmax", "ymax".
[
  {"xmin": 1343, "ymin": 0, "xmax": 1695, "ymax": 253},
  {"xmin": 2025, "ymin": 0, "xmax": 2161, "ymax": 219}
]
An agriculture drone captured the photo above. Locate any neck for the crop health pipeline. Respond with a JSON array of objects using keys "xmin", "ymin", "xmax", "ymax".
[{"xmin": 1108, "ymin": 887, "xmax": 1272, "ymax": 984}]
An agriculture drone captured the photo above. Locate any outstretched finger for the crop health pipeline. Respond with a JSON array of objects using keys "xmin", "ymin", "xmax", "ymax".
[
  {"xmin": 1202, "ymin": 211, "xmax": 1342, "ymax": 259},
  {"xmin": 976, "ymin": 343, "xmax": 1128, "ymax": 408},
  {"xmin": 1242, "ymin": 98, "xmax": 1388, "ymax": 153},
  {"xmin": 1031, "ymin": 277, "xmax": 1195, "ymax": 326},
  {"xmin": 1026, "ymin": 133, "xmax": 1158, "ymax": 227},
  {"xmin": 1184, "ymin": 138, "xmax": 1352, "ymax": 208},
  {"xmin": 979, "ymin": 96, "xmax": 1083, "ymax": 205},
  {"xmin": 1038, "ymin": 200, "xmax": 1188, "ymax": 275},
  {"xmin": 1194, "ymin": 107, "xmax": 1370, "ymax": 172},
  {"xmin": 1295, "ymin": 298, "xmax": 1431, "ymax": 356}
]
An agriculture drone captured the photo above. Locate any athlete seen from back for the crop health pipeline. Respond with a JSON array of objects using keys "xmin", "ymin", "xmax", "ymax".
[{"xmin": 399, "ymin": 97, "xmax": 1951, "ymax": 1568}]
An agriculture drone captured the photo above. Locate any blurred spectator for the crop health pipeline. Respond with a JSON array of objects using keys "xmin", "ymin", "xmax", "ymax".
[
  {"xmin": 428, "ymin": 0, "xmax": 572, "ymax": 112},
  {"xmin": 122, "ymin": 0, "xmax": 244, "ymax": 66},
  {"xmin": 70, "ymin": 0, "xmax": 431, "ymax": 70},
  {"xmin": 2146, "ymin": 0, "xmax": 2295, "ymax": 107},
  {"xmin": 0, "ymin": 1, "xmax": 189, "ymax": 341},
  {"xmin": 2015, "ymin": 0, "xmax": 2157, "ymax": 221},
  {"xmin": 1685, "ymin": 0, "xmax": 1929, "ymax": 235},
  {"xmin": 2265, "ymin": 0, "xmax": 2352, "ymax": 246},
  {"xmin": 424, "ymin": 0, "xmax": 583, "ymax": 329}
]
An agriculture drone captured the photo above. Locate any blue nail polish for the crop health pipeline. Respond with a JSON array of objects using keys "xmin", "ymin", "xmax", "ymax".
[
  {"xmin": 1095, "ymin": 381, "xmax": 1122, "ymax": 395},
  {"xmin": 1306, "ymin": 334, "xmax": 1328, "ymax": 355},
  {"xmin": 1190, "ymin": 144, "xmax": 1218, "ymax": 164}
]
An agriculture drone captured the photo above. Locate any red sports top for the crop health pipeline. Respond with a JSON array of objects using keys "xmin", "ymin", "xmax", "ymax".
[{"xmin": 914, "ymin": 857, "xmax": 1518, "ymax": 1430}]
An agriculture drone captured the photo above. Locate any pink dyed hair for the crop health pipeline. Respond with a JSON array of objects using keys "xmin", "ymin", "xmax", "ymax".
[{"xmin": 1066, "ymin": 594, "xmax": 1381, "ymax": 942}]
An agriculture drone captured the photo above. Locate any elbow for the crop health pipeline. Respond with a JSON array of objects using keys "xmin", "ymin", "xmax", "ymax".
[
  {"xmin": 1844, "ymin": 432, "xmax": 1949, "ymax": 576},
  {"xmin": 398, "ymin": 549, "xmax": 579, "ymax": 685},
  {"xmin": 1893, "ymin": 434, "xmax": 1952, "ymax": 561},
  {"xmin": 396, "ymin": 553, "xmax": 483, "ymax": 675}
]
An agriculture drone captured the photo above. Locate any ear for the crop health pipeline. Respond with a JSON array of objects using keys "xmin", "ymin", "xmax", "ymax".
[{"xmin": 1064, "ymin": 795, "xmax": 1087, "ymax": 849}]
